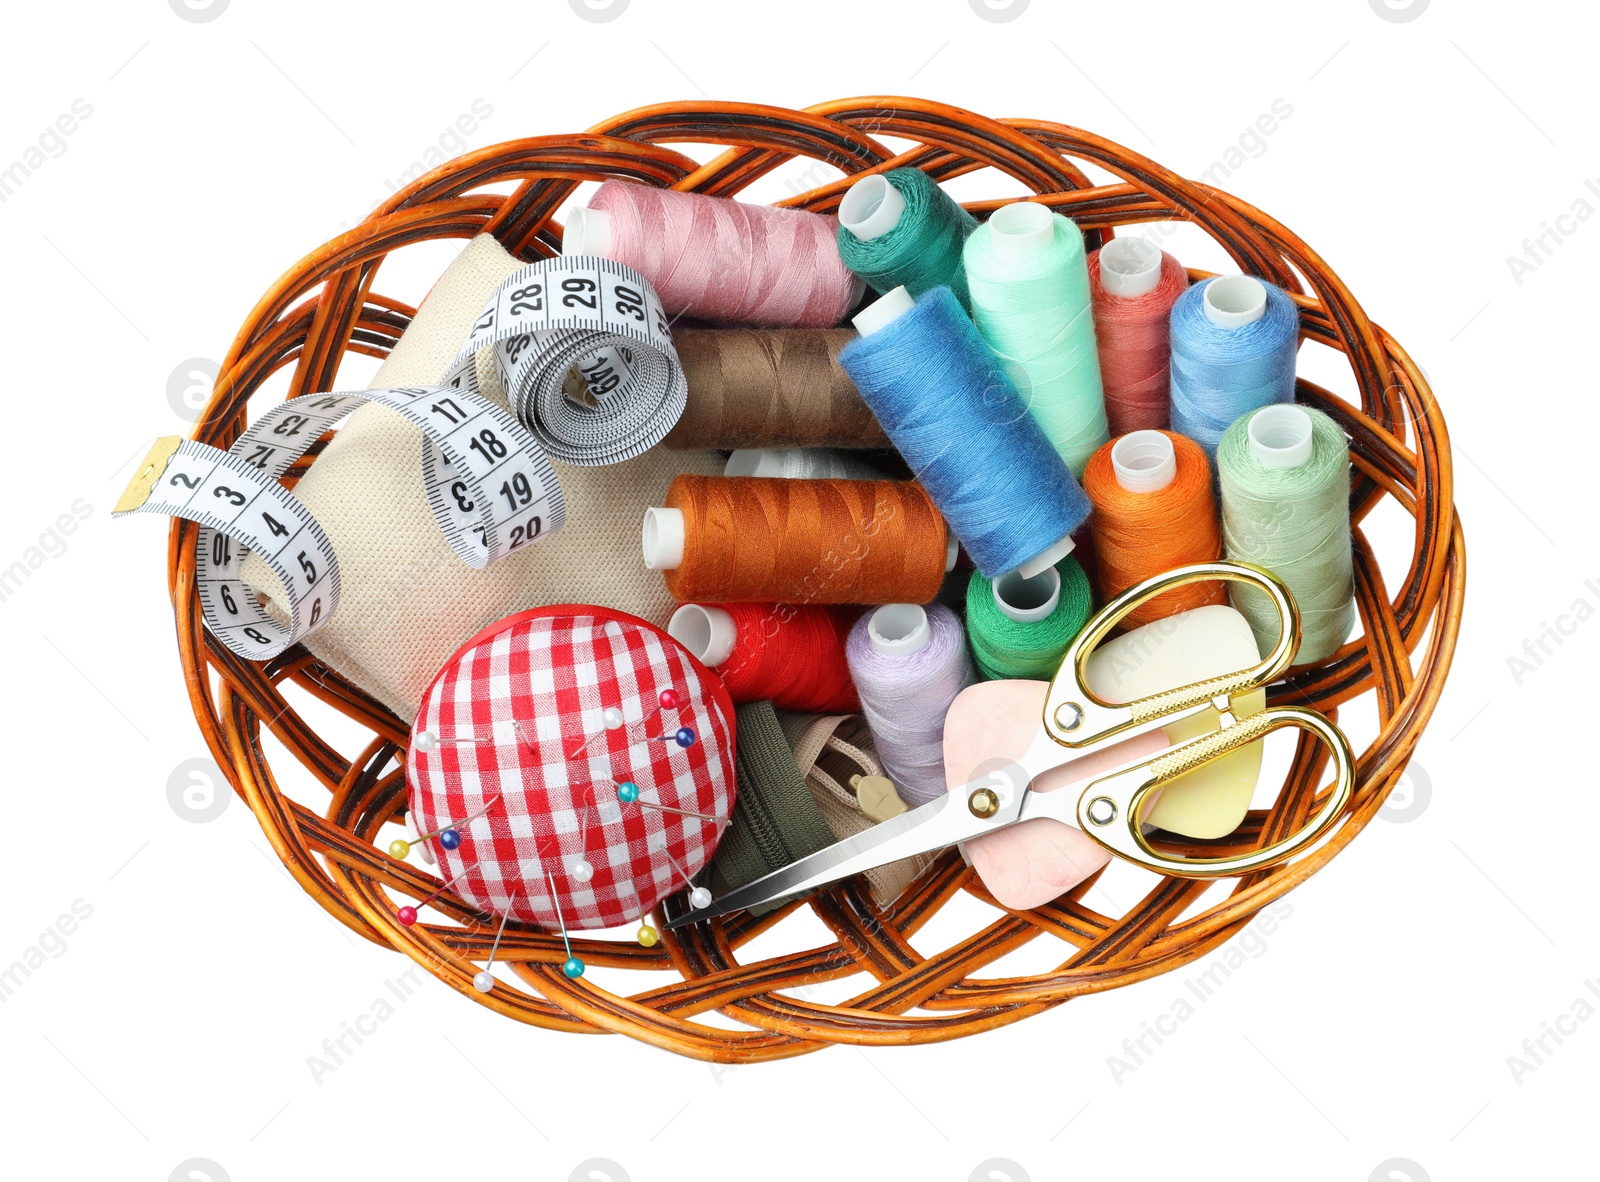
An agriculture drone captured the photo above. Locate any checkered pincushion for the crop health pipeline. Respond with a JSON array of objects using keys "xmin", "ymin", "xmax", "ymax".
[{"xmin": 406, "ymin": 607, "xmax": 736, "ymax": 930}]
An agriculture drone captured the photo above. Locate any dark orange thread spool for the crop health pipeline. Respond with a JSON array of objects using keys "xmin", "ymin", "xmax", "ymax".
[
  {"xmin": 1082, "ymin": 430, "xmax": 1227, "ymax": 626},
  {"xmin": 647, "ymin": 475, "xmax": 949, "ymax": 605}
]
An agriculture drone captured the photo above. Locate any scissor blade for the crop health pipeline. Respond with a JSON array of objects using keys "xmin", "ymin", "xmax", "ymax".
[{"xmin": 664, "ymin": 791, "xmax": 983, "ymax": 928}]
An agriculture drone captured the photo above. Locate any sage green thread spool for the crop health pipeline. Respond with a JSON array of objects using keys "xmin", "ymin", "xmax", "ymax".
[{"xmin": 1217, "ymin": 404, "xmax": 1355, "ymax": 663}]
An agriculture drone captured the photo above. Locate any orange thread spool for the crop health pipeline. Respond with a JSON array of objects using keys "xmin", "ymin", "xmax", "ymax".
[
  {"xmin": 1082, "ymin": 430, "xmax": 1226, "ymax": 626},
  {"xmin": 656, "ymin": 475, "xmax": 949, "ymax": 605}
]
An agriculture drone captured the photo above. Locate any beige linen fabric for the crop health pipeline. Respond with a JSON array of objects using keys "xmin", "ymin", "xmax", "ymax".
[{"xmin": 242, "ymin": 234, "xmax": 721, "ymax": 718}]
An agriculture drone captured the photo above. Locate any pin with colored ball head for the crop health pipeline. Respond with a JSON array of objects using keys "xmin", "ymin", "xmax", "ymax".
[
  {"xmin": 396, "ymin": 864, "xmax": 478, "ymax": 928},
  {"xmin": 638, "ymin": 687, "xmax": 683, "ymax": 735},
  {"xmin": 648, "ymin": 727, "xmax": 696, "ymax": 748},
  {"xmin": 613, "ymin": 778, "xmax": 724, "ymax": 827},
  {"xmin": 411, "ymin": 728, "xmax": 496, "ymax": 753},
  {"xmin": 473, "ymin": 891, "xmax": 517, "ymax": 994},
  {"xmin": 565, "ymin": 702, "xmax": 632, "ymax": 761},
  {"xmin": 661, "ymin": 848, "xmax": 713, "ymax": 910},
  {"xmin": 388, "ymin": 795, "xmax": 502, "ymax": 860},
  {"xmin": 545, "ymin": 869, "xmax": 584, "ymax": 979},
  {"xmin": 636, "ymin": 913, "xmax": 660, "ymax": 947}
]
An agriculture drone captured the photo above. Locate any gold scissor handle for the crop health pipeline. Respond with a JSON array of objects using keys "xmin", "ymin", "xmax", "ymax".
[
  {"xmin": 1073, "ymin": 705, "xmax": 1356, "ymax": 877},
  {"xmin": 1042, "ymin": 560, "xmax": 1300, "ymax": 748}
]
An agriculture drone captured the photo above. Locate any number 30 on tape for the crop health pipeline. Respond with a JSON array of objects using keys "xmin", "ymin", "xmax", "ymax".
[{"xmin": 114, "ymin": 385, "xmax": 566, "ymax": 661}]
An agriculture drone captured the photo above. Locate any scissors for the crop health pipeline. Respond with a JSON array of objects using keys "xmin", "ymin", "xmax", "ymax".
[{"xmin": 665, "ymin": 561, "xmax": 1355, "ymax": 929}]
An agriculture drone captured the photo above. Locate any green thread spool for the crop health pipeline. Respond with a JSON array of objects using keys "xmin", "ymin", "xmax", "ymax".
[
  {"xmin": 965, "ymin": 556, "xmax": 1094, "ymax": 680},
  {"xmin": 964, "ymin": 202, "xmax": 1111, "ymax": 476},
  {"xmin": 837, "ymin": 169, "xmax": 979, "ymax": 310},
  {"xmin": 1217, "ymin": 404, "xmax": 1355, "ymax": 664}
]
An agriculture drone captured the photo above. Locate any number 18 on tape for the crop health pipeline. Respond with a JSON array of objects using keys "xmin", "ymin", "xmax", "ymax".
[{"xmin": 114, "ymin": 384, "xmax": 566, "ymax": 662}]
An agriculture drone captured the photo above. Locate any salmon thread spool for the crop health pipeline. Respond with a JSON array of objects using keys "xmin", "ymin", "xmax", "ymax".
[
  {"xmin": 1086, "ymin": 238, "xmax": 1189, "ymax": 436},
  {"xmin": 1082, "ymin": 430, "xmax": 1227, "ymax": 627},
  {"xmin": 643, "ymin": 474, "xmax": 953, "ymax": 606}
]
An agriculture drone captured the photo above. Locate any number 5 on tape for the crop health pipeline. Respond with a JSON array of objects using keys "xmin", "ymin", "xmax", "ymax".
[{"xmin": 114, "ymin": 386, "xmax": 565, "ymax": 661}]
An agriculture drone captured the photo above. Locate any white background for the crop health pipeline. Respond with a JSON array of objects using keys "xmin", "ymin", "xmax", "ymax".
[{"xmin": 0, "ymin": 1, "xmax": 1586, "ymax": 1179}]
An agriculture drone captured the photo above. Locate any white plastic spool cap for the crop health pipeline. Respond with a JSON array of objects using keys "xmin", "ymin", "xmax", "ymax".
[
  {"xmin": 1247, "ymin": 404, "xmax": 1315, "ymax": 469},
  {"xmin": 562, "ymin": 206, "xmax": 612, "ymax": 257},
  {"xmin": 988, "ymin": 201, "xmax": 1055, "ymax": 260},
  {"xmin": 839, "ymin": 174, "xmax": 907, "ymax": 242},
  {"xmin": 1098, "ymin": 237, "xmax": 1164, "ymax": 299},
  {"xmin": 668, "ymin": 604, "xmax": 737, "ymax": 667},
  {"xmin": 1015, "ymin": 532, "xmax": 1076, "ymax": 581},
  {"xmin": 852, "ymin": 284, "xmax": 915, "ymax": 337},
  {"xmin": 641, "ymin": 506, "xmax": 685, "ymax": 570},
  {"xmin": 946, "ymin": 529, "xmax": 959, "ymax": 572},
  {"xmin": 992, "ymin": 565, "xmax": 1061, "ymax": 625},
  {"xmin": 1202, "ymin": 275, "xmax": 1267, "ymax": 328},
  {"xmin": 867, "ymin": 603, "xmax": 931, "ymax": 656},
  {"xmin": 1111, "ymin": 430, "xmax": 1178, "ymax": 493}
]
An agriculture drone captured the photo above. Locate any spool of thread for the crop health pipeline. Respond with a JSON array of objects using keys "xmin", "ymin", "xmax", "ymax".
[
  {"xmin": 838, "ymin": 285, "xmax": 1089, "ymax": 580},
  {"xmin": 1082, "ymin": 429, "xmax": 1227, "ymax": 627},
  {"xmin": 1168, "ymin": 275, "xmax": 1300, "ymax": 458},
  {"xmin": 836, "ymin": 168, "xmax": 979, "ymax": 310},
  {"xmin": 964, "ymin": 556, "xmax": 1094, "ymax": 680},
  {"xmin": 663, "ymin": 328, "xmax": 890, "ymax": 451},
  {"xmin": 846, "ymin": 602, "xmax": 976, "ymax": 807},
  {"xmin": 643, "ymin": 474, "xmax": 954, "ymax": 605},
  {"xmin": 1087, "ymin": 238, "xmax": 1189, "ymax": 436},
  {"xmin": 963, "ymin": 202, "xmax": 1110, "ymax": 476},
  {"xmin": 669, "ymin": 602, "xmax": 860, "ymax": 713},
  {"xmin": 724, "ymin": 448, "xmax": 882, "ymax": 481},
  {"xmin": 1217, "ymin": 404, "xmax": 1355, "ymax": 664},
  {"xmin": 565, "ymin": 181, "xmax": 860, "ymax": 327}
]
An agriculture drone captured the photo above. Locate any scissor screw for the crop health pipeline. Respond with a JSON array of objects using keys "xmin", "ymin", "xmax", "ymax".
[
  {"xmin": 1054, "ymin": 702, "xmax": 1084, "ymax": 732},
  {"xmin": 1087, "ymin": 797, "xmax": 1116, "ymax": 825},
  {"xmin": 968, "ymin": 787, "xmax": 1001, "ymax": 819}
]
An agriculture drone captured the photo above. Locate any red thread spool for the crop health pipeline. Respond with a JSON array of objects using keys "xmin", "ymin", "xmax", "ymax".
[
  {"xmin": 1087, "ymin": 240, "xmax": 1189, "ymax": 435},
  {"xmin": 644, "ymin": 475, "xmax": 951, "ymax": 605},
  {"xmin": 1082, "ymin": 430, "xmax": 1226, "ymax": 627},
  {"xmin": 669, "ymin": 602, "xmax": 860, "ymax": 713}
]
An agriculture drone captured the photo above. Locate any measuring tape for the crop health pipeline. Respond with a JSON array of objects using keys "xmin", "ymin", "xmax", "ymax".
[
  {"xmin": 443, "ymin": 254, "xmax": 687, "ymax": 466},
  {"xmin": 114, "ymin": 384, "xmax": 564, "ymax": 661},
  {"xmin": 115, "ymin": 257, "xmax": 684, "ymax": 662}
]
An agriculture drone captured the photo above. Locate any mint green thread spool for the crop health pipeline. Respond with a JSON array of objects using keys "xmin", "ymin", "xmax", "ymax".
[
  {"xmin": 965, "ymin": 556, "xmax": 1094, "ymax": 680},
  {"xmin": 1217, "ymin": 404, "xmax": 1355, "ymax": 664},
  {"xmin": 964, "ymin": 202, "xmax": 1111, "ymax": 476},
  {"xmin": 837, "ymin": 169, "xmax": 979, "ymax": 310}
]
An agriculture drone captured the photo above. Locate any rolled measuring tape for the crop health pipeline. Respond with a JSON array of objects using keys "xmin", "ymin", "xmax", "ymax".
[
  {"xmin": 443, "ymin": 254, "xmax": 687, "ymax": 466},
  {"xmin": 114, "ymin": 384, "xmax": 564, "ymax": 661}
]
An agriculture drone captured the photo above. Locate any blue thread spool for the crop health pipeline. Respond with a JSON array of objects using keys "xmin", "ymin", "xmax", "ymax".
[
  {"xmin": 1168, "ymin": 276, "xmax": 1299, "ymax": 459},
  {"xmin": 838, "ymin": 285, "xmax": 1090, "ymax": 578}
]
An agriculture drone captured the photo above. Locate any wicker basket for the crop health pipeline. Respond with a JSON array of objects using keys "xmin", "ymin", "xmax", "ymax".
[{"xmin": 173, "ymin": 98, "xmax": 1462, "ymax": 1062}]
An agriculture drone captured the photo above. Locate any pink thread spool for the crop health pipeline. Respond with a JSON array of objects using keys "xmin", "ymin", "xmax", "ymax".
[
  {"xmin": 1086, "ymin": 238, "xmax": 1189, "ymax": 435},
  {"xmin": 564, "ymin": 181, "xmax": 862, "ymax": 327}
]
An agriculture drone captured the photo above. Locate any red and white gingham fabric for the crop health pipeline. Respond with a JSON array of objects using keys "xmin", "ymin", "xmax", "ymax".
[{"xmin": 406, "ymin": 606, "xmax": 736, "ymax": 930}]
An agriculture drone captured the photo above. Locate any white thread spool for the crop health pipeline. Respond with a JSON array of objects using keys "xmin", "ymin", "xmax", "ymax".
[
  {"xmin": 1202, "ymin": 276, "xmax": 1268, "ymax": 328},
  {"xmin": 666, "ymin": 604, "xmax": 736, "ymax": 667},
  {"xmin": 1246, "ymin": 404, "xmax": 1315, "ymax": 468},
  {"xmin": 1110, "ymin": 430, "xmax": 1178, "ymax": 494},
  {"xmin": 724, "ymin": 448, "xmax": 882, "ymax": 481},
  {"xmin": 1098, "ymin": 237, "xmax": 1164, "ymax": 299}
]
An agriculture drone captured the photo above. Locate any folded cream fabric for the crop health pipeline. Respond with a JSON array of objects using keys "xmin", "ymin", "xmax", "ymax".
[{"xmin": 242, "ymin": 234, "xmax": 722, "ymax": 718}]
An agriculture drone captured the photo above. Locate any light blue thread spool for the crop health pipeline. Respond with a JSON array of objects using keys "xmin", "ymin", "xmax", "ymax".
[{"xmin": 1168, "ymin": 275, "xmax": 1299, "ymax": 459}]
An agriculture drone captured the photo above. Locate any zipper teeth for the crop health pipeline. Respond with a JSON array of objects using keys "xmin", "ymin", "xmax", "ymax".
[{"xmin": 738, "ymin": 755, "xmax": 794, "ymax": 870}]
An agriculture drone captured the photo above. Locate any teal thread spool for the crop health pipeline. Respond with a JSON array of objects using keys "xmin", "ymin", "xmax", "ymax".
[
  {"xmin": 837, "ymin": 169, "xmax": 979, "ymax": 309},
  {"xmin": 965, "ymin": 556, "xmax": 1094, "ymax": 680},
  {"xmin": 1217, "ymin": 404, "xmax": 1355, "ymax": 664},
  {"xmin": 964, "ymin": 202, "xmax": 1111, "ymax": 476}
]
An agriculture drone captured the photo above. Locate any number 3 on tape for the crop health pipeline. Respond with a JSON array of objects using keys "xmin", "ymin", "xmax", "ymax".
[{"xmin": 114, "ymin": 386, "xmax": 565, "ymax": 661}]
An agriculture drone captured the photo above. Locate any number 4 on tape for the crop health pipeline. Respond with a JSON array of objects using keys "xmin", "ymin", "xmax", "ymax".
[{"xmin": 114, "ymin": 386, "xmax": 566, "ymax": 662}]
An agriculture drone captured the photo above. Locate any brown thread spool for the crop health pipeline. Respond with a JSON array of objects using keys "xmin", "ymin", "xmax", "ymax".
[
  {"xmin": 663, "ymin": 329, "xmax": 890, "ymax": 450},
  {"xmin": 1082, "ymin": 430, "xmax": 1227, "ymax": 627},
  {"xmin": 643, "ymin": 475, "xmax": 951, "ymax": 605}
]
